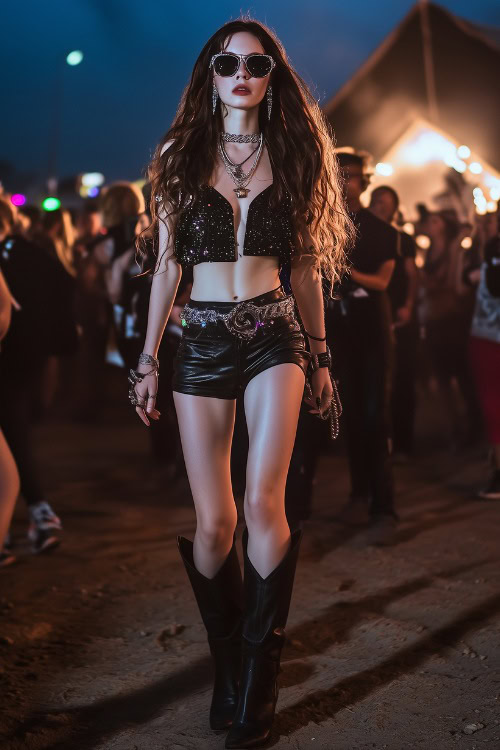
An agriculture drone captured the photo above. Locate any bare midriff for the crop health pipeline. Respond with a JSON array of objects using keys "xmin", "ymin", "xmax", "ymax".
[
  {"xmin": 190, "ymin": 255, "xmax": 281, "ymax": 302},
  {"xmin": 189, "ymin": 148, "xmax": 281, "ymax": 302}
]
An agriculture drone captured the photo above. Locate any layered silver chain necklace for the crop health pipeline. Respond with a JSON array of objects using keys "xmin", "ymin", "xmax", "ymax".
[{"xmin": 218, "ymin": 132, "xmax": 264, "ymax": 198}]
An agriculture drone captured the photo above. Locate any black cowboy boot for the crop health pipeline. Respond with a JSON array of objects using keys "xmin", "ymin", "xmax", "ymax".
[
  {"xmin": 177, "ymin": 535, "xmax": 243, "ymax": 730},
  {"xmin": 225, "ymin": 527, "xmax": 302, "ymax": 749}
]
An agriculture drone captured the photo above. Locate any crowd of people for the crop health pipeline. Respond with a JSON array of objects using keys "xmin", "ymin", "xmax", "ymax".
[{"xmin": 0, "ymin": 156, "xmax": 499, "ymax": 564}]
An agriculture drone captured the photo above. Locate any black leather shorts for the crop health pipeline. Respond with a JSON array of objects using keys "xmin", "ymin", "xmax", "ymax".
[{"xmin": 172, "ymin": 286, "xmax": 310, "ymax": 399}]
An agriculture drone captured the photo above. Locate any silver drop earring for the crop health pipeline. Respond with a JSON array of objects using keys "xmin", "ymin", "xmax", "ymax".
[
  {"xmin": 267, "ymin": 85, "xmax": 272, "ymax": 119},
  {"xmin": 212, "ymin": 82, "xmax": 218, "ymax": 115}
]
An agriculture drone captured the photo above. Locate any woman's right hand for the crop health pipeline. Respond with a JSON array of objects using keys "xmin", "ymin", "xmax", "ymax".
[{"xmin": 133, "ymin": 364, "xmax": 160, "ymax": 427}]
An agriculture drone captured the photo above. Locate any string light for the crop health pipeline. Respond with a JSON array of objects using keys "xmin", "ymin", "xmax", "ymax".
[{"xmin": 415, "ymin": 235, "xmax": 430, "ymax": 250}]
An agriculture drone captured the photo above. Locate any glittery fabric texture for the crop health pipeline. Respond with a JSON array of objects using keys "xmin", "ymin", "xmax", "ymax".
[{"xmin": 174, "ymin": 185, "xmax": 294, "ymax": 267}]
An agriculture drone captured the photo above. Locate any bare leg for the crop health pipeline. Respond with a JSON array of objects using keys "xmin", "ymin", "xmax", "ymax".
[
  {"xmin": 173, "ymin": 392, "xmax": 237, "ymax": 578},
  {"xmin": 243, "ymin": 363, "xmax": 305, "ymax": 578},
  {"xmin": 0, "ymin": 429, "xmax": 20, "ymax": 548}
]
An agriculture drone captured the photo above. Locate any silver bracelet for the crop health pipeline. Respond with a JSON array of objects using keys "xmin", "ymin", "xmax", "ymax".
[{"xmin": 138, "ymin": 353, "xmax": 159, "ymax": 370}]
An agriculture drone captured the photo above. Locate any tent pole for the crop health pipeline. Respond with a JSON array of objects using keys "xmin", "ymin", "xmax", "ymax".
[{"xmin": 419, "ymin": 0, "xmax": 440, "ymax": 124}]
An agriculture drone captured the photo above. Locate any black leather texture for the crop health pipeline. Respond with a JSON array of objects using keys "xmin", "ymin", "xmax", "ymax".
[{"xmin": 172, "ymin": 287, "xmax": 310, "ymax": 399}]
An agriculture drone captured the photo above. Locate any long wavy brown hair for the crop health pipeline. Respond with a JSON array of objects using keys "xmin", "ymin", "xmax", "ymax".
[{"xmin": 137, "ymin": 17, "xmax": 354, "ymax": 290}]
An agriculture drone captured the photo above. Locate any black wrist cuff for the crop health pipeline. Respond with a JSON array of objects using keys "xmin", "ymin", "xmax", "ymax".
[{"xmin": 308, "ymin": 346, "xmax": 332, "ymax": 373}]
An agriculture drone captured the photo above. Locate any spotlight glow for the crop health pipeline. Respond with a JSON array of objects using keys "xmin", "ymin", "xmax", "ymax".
[{"xmin": 11, "ymin": 194, "xmax": 26, "ymax": 207}]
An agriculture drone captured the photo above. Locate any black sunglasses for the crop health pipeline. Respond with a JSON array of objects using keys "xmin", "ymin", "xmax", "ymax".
[{"xmin": 210, "ymin": 52, "xmax": 275, "ymax": 78}]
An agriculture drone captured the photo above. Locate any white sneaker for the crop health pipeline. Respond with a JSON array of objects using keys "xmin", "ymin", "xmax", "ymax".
[{"xmin": 27, "ymin": 501, "xmax": 62, "ymax": 554}]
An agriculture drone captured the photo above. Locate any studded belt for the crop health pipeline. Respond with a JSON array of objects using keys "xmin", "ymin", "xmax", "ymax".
[{"xmin": 180, "ymin": 295, "xmax": 299, "ymax": 340}]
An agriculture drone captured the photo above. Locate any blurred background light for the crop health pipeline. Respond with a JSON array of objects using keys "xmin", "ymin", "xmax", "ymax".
[
  {"xmin": 451, "ymin": 159, "xmax": 467, "ymax": 173},
  {"xmin": 66, "ymin": 50, "xmax": 83, "ymax": 66},
  {"xmin": 42, "ymin": 197, "xmax": 61, "ymax": 211},
  {"xmin": 11, "ymin": 194, "xmax": 26, "ymax": 207},
  {"xmin": 375, "ymin": 162, "xmax": 394, "ymax": 176},
  {"xmin": 415, "ymin": 235, "xmax": 431, "ymax": 250},
  {"xmin": 457, "ymin": 145, "xmax": 471, "ymax": 159},
  {"xmin": 81, "ymin": 172, "xmax": 104, "ymax": 188},
  {"xmin": 461, "ymin": 236, "xmax": 473, "ymax": 249},
  {"xmin": 469, "ymin": 162, "xmax": 483, "ymax": 174}
]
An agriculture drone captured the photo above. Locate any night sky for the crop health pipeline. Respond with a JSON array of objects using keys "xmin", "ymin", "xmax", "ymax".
[{"xmin": 2, "ymin": 0, "xmax": 499, "ymax": 192}]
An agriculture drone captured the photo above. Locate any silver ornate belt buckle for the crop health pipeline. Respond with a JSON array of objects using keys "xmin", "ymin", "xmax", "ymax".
[{"xmin": 225, "ymin": 301, "xmax": 262, "ymax": 340}]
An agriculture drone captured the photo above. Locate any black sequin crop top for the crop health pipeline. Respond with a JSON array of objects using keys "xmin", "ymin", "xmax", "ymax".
[{"xmin": 174, "ymin": 184, "xmax": 294, "ymax": 267}]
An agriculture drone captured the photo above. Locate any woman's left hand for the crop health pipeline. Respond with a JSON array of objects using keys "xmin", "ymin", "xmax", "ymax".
[{"xmin": 304, "ymin": 367, "xmax": 333, "ymax": 417}]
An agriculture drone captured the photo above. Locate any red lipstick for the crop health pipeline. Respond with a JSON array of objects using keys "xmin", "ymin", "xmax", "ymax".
[{"xmin": 232, "ymin": 85, "xmax": 251, "ymax": 95}]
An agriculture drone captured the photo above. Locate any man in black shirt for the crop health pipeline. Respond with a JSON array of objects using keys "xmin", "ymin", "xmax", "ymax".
[
  {"xmin": 328, "ymin": 152, "xmax": 398, "ymax": 545},
  {"xmin": 370, "ymin": 186, "xmax": 419, "ymax": 458}
]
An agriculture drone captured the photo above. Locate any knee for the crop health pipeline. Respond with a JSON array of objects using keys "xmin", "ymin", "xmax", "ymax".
[
  {"xmin": 196, "ymin": 514, "xmax": 236, "ymax": 552},
  {"xmin": 244, "ymin": 484, "xmax": 281, "ymax": 527}
]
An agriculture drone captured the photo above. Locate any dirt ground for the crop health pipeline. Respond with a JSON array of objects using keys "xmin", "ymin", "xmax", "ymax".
[{"xmin": 1, "ymin": 370, "xmax": 499, "ymax": 750}]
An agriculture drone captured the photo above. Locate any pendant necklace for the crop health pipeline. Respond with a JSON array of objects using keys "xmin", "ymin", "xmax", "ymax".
[{"xmin": 218, "ymin": 133, "xmax": 264, "ymax": 199}]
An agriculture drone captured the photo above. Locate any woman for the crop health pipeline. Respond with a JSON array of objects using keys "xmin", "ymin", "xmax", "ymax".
[
  {"xmin": 73, "ymin": 183, "xmax": 144, "ymax": 416},
  {"xmin": 34, "ymin": 207, "xmax": 77, "ymax": 278},
  {"xmin": 132, "ymin": 19, "xmax": 352, "ymax": 748}
]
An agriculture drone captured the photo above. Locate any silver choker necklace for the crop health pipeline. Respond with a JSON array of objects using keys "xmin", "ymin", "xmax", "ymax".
[{"xmin": 221, "ymin": 133, "xmax": 261, "ymax": 143}]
